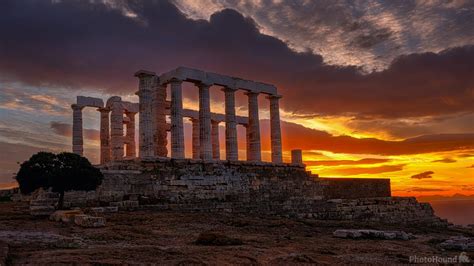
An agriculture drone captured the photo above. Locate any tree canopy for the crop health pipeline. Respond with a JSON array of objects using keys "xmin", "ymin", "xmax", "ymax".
[{"xmin": 16, "ymin": 152, "xmax": 103, "ymax": 195}]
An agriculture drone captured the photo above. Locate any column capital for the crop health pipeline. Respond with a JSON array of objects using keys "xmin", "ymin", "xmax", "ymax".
[
  {"xmin": 266, "ymin": 94, "xmax": 282, "ymax": 100},
  {"xmin": 221, "ymin": 86, "xmax": 237, "ymax": 92},
  {"xmin": 189, "ymin": 117, "xmax": 199, "ymax": 123},
  {"xmin": 244, "ymin": 91, "xmax": 259, "ymax": 97},
  {"xmin": 211, "ymin": 120, "xmax": 220, "ymax": 125},
  {"xmin": 97, "ymin": 107, "xmax": 110, "ymax": 113},
  {"xmin": 169, "ymin": 77, "xmax": 183, "ymax": 85},
  {"xmin": 71, "ymin": 104, "xmax": 84, "ymax": 111},
  {"xmin": 125, "ymin": 110, "xmax": 137, "ymax": 116},
  {"xmin": 134, "ymin": 70, "xmax": 156, "ymax": 78},
  {"xmin": 196, "ymin": 81, "xmax": 213, "ymax": 89}
]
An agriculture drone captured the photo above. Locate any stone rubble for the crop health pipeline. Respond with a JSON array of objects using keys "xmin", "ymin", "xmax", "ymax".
[
  {"xmin": 29, "ymin": 190, "xmax": 59, "ymax": 216},
  {"xmin": 74, "ymin": 214, "xmax": 106, "ymax": 228},
  {"xmin": 439, "ymin": 236, "xmax": 474, "ymax": 251},
  {"xmin": 333, "ymin": 229, "xmax": 415, "ymax": 240}
]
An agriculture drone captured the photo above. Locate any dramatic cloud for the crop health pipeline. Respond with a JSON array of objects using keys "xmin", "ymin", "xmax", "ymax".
[
  {"xmin": 305, "ymin": 158, "xmax": 390, "ymax": 166},
  {"xmin": 411, "ymin": 171, "xmax": 434, "ymax": 179},
  {"xmin": 50, "ymin": 122, "xmax": 99, "ymax": 141},
  {"xmin": 432, "ymin": 158, "xmax": 457, "ymax": 163},
  {"xmin": 0, "ymin": 87, "xmax": 69, "ymax": 115},
  {"xmin": 262, "ymin": 121, "xmax": 474, "ymax": 156},
  {"xmin": 0, "ymin": 0, "xmax": 473, "ymax": 119},
  {"xmin": 173, "ymin": 0, "xmax": 474, "ymax": 70},
  {"xmin": 329, "ymin": 164, "xmax": 405, "ymax": 176},
  {"xmin": 408, "ymin": 187, "xmax": 446, "ymax": 192}
]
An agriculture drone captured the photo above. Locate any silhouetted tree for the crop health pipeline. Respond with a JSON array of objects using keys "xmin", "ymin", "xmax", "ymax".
[{"xmin": 16, "ymin": 152, "xmax": 103, "ymax": 208}]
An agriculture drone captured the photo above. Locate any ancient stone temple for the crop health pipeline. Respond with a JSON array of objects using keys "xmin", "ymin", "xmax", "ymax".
[
  {"xmin": 72, "ymin": 67, "xmax": 286, "ymax": 164},
  {"xmin": 69, "ymin": 67, "xmax": 447, "ymax": 227}
]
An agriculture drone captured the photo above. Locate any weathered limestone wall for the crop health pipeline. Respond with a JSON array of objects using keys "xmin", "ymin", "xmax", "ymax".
[
  {"xmin": 61, "ymin": 160, "xmax": 445, "ymax": 226},
  {"xmin": 319, "ymin": 178, "xmax": 391, "ymax": 199},
  {"xmin": 97, "ymin": 160, "xmax": 322, "ymax": 204}
]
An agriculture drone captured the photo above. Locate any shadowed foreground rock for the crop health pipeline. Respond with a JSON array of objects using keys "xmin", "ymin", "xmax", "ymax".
[
  {"xmin": 195, "ymin": 232, "xmax": 243, "ymax": 246},
  {"xmin": 440, "ymin": 236, "xmax": 474, "ymax": 251},
  {"xmin": 333, "ymin": 229, "xmax": 415, "ymax": 240},
  {"xmin": 0, "ymin": 202, "xmax": 473, "ymax": 264}
]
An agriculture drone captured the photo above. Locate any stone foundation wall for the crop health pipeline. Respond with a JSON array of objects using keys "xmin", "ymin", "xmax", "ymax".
[
  {"xmin": 61, "ymin": 159, "xmax": 446, "ymax": 226},
  {"xmin": 319, "ymin": 178, "xmax": 391, "ymax": 199}
]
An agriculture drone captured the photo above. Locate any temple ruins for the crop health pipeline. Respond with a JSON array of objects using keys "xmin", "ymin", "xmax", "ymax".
[
  {"xmin": 72, "ymin": 66, "xmax": 289, "ymax": 164},
  {"xmin": 67, "ymin": 67, "xmax": 446, "ymax": 227}
]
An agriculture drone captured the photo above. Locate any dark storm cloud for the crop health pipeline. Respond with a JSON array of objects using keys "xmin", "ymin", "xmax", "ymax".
[
  {"xmin": 331, "ymin": 164, "xmax": 405, "ymax": 176},
  {"xmin": 432, "ymin": 158, "xmax": 457, "ymax": 163},
  {"xmin": 305, "ymin": 158, "xmax": 390, "ymax": 166},
  {"xmin": 411, "ymin": 171, "xmax": 434, "ymax": 179},
  {"xmin": 0, "ymin": 0, "xmax": 473, "ymax": 119}
]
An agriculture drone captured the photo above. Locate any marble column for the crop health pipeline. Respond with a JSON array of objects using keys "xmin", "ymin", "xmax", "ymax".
[
  {"xmin": 211, "ymin": 120, "xmax": 220, "ymax": 160},
  {"xmin": 110, "ymin": 99, "xmax": 124, "ymax": 161},
  {"xmin": 245, "ymin": 92, "xmax": 261, "ymax": 161},
  {"xmin": 170, "ymin": 78, "xmax": 184, "ymax": 159},
  {"xmin": 125, "ymin": 112, "xmax": 136, "ymax": 157},
  {"xmin": 153, "ymin": 83, "xmax": 168, "ymax": 157},
  {"xmin": 98, "ymin": 107, "xmax": 110, "ymax": 164},
  {"xmin": 71, "ymin": 104, "xmax": 84, "ymax": 156},
  {"xmin": 291, "ymin": 149, "xmax": 303, "ymax": 164},
  {"xmin": 222, "ymin": 87, "xmax": 238, "ymax": 161},
  {"xmin": 134, "ymin": 71, "xmax": 155, "ymax": 159},
  {"xmin": 198, "ymin": 82, "xmax": 212, "ymax": 160},
  {"xmin": 190, "ymin": 118, "xmax": 200, "ymax": 159},
  {"xmin": 244, "ymin": 124, "xmax": 250, "ymax": 161},
  {"xmin": 268, "ymin": 95, "xmax": 283, "ymax": 163}
]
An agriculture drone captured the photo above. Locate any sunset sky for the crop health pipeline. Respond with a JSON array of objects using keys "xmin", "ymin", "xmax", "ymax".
[{"xmin": 0, "ymin": 0, "xmax": 473, "ymax": 197}]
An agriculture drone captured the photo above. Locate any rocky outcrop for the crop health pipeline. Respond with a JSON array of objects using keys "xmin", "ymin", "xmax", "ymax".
[
  {"xmin": 333, "ymin": 229, "xmax": 415, "ymax": 240},
  {"xmin": 439, "ymin": 236, "xmax": 474, "ymax": 251}
]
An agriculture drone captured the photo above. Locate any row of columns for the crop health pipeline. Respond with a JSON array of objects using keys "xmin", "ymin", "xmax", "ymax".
[
  {"xmin": 190, "ymin": 118, "xmax": 222, "ymax": 160},
  {"xmin": 71, "ymin": 100, "xmax": 138, "ymax": 164},
  {"xmin": 158, "ymin": 78, "xmax": 282, "ymax": 163},
  {"xmin": 71, "ymin": 71, "xmax": 283, "ymax": 164}
]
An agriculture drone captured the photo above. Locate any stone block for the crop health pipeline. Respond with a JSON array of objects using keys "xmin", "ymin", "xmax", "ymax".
[
  {"xmin": 49, "ymin": 210, "xmax": 84, "ymax": 223},
  {"xmin": 77, "ymin": 96, "xmax": 104, "ymax": 108},
  {"xmin": 74, "ymin": 215, "xmax": 106, "ymax": 228},
  {"xmin": 30, "ymin": 205, "xmax": 56, "ymax": 216},
  {"xmin": 122, "ymin": 200, "xmax": 139, "ymax": 209},
  {"xmin": 439, "ymin": 237, "xmax": 474, "ymax": 251},
  {"xmin": 90, "ymin": 206, "xmax": 118, "ymax": 213}
]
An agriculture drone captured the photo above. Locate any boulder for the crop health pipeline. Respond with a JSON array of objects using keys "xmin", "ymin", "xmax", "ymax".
[
  {"xmin": 333, "ymin": 229, "xmax": 415, "ymax": 240},
  {"xmin": 74, "ymin": 215, "xmax": 106, "ymax": 228},
  {"xmin": 439, "ymin": 236, "xmax": 474, "ymax": 251}
]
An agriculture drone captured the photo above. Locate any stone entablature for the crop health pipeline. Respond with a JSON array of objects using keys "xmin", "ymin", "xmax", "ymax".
[{"xmin": 72, "ymin": 67, "xmax": 287, "ymax": 165}]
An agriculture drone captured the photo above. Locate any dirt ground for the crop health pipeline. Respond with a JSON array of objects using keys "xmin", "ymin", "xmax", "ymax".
[{"xmin": 0, "ymin": 201, "xmax": 473, "ymax": 265}]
